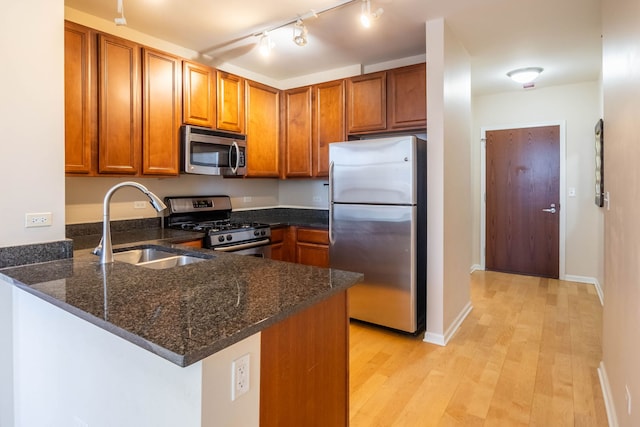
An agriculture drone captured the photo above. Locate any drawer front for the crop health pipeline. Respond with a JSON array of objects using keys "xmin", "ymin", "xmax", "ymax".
[{"xmin": 296, "ymin": 228, "xmax": 329, "ymax": 245}]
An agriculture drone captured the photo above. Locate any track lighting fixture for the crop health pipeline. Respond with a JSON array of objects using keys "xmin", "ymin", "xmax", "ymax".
[
  {"xmin": 293, "ymin": 19, "xmax": 308, "ymax": 47},
  {"xmin": 114, "ymin": 0, "xmax": 127, "ymax": 26},
  {"xmin": 259, "ymin": 31, "xmax": 274, "ymax": 57},
  {"xmin": 245, "ymin": 0, "xmax": 386, "ymax": 59},
  {"xmin": 360, "ymin": 0, "xmax": 383, "ymax": 28}
]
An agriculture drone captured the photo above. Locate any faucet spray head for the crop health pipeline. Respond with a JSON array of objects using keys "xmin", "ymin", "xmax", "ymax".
[{"xmin": 146, "ymin": 192, "xmax": 167, "ymax": 212}]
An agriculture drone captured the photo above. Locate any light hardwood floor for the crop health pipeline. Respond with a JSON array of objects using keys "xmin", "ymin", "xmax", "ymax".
[{"xmin": 349, "ymin": 271, "xmax": 608, "ymax": 426}]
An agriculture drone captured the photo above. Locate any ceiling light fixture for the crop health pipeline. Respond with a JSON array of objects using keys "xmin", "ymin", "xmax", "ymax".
[
  {"xmin": 259, "ymin": 31, "xmax": 274, "ymax": 57},
  {"xmin": 293, "ymin": 19, "xmax": 308, "ymax": 47},
  {"xmin": 360, "ymin": 0, "xmax": 383, "ymax": 28},
  {"xmin": 114, "ymin": 0, "xmax": 127, "ymax": 26},
  {"xmin": 506, "ymin": 67, "xmax": 544, "ymax": 84}
]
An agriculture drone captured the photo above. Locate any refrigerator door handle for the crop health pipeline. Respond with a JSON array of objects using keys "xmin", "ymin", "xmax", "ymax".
[{"xmin": 329, "ymin": 161, "xmax": 335, "ymax": 245}]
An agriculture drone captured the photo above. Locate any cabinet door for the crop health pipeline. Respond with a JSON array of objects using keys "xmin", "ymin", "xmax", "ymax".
[
  {"xmin": 217, "ymin": 71, "xmax": 244, "ymax": 133},
  {"xmin": 183, "ymin": 61, "xmax": 215, "ymax": 128},
  {"xmin": 142, "ymin": 48, "xmax": 181, "ymax": 175},
  {"xmin": 313, "ymin": 80, "xmax": 345, "ymax": 177},
  {"xmin": 296, "ymin": 228, "xmax": 329, "ymax": 268},
  {"xmin": 64, "ymin": 21, "xmax": 95, "ymax": 174},
  {"xmin": 245, "ymin": 80, "xmax": 280, "ymax": 177},
  {"xmin": 98, "ymin": 34, "xmax": 140, "ymax": 174},
  {"xmin": 388, "ymin": 63, "xmax": 426, "ymax": 130},
  {"xmin": 347, "ymin": 71, "xmax": 386, "ymax": 134},
  {"xmin": 261, "ymin": 291, "xmax": 348, "ymax": 427},
  {"xmin": 284, "ymin": 86, "xmax": 313, "ymax": 177}
]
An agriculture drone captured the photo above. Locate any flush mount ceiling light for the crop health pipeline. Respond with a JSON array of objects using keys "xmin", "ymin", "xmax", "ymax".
[
  {"xmin": 506, "ymin": 67, "xmax": 544, "ymax": 84},
  {"xmin": 293, "ymin": 19, "xmax": 308, "ymax": 47},
  {"xmin": 258, "ymin": 31, "xmax": 274, "ymax": 57},
  {"xmin": 114, "ymin": 0, "xmax": 127, "ymax": 26},
  {"xmin": 360, "ymin": 0, "xmax": 383, "ymax": 28}
]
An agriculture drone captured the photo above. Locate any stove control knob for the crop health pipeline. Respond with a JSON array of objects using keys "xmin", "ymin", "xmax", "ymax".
[
  {"xmin": 226, "ymin": 234, "xmax": 232, "ymax": 241},
  {"xmin": 218, "ymin": 235, "xmax": 225, "ymax": 242},
  {"xmin": 261, "ymin": 230, "xmax": 266, "ymax": 236},
  {"xmin": 254, "ymin": 230, "xmax": 260, "ymax": 236}
]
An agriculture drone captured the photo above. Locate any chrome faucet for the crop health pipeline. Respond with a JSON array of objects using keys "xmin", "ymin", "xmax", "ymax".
[{"xmin": 93, "ymin": 181, "xmax": 167, "ymax": 264}]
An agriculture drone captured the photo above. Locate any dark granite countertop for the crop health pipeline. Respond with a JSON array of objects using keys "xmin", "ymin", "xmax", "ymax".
[
  {"xmin": 71, "ymin": 227, "xmax": 206, "ymax": 251},
  {"xmin": 231, "ymin": 208, "xmax": 328, "ymax": 229},
  {"xmin": 0, "ymin": 242, "xmax": 361, "ymax": 367}
]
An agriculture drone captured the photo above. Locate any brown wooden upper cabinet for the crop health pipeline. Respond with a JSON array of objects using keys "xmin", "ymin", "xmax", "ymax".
[
  {"xmin": 347, "ymin": 63, "xmax": 426, "ymax": 134},
  {"xmin": 284, "ymin": 80, "xmax": 345, "ymax": 178},
  {"xmin": 182, "ymin": 60, "xmax": 215, "ymax": 128},
  {"xmin": 216, "ymin": 71, "xmax": 245, "ymax": 133},
  {"xmin": 387, "ymin": 63, "xmax": 427, "ymax": 130},
  {"xmin": 245, "ymin": 80, "xmax": 280, "ymax": 178},
  {"xmin": 64, "ymin": 21, "xmax": 95, "ymax": 174},
  {"xmin": 347, "ymin": 71, "xmax": 387, "ymax": 134},
  {"xmin": 284, "ymin": 86, "xmax": 314, "ymax": 177},
  {"xmin": 142, "ymin": 48, "xmax": 182, "ymax": 175},
  {"xmin": 313, "ymin": 80, "xmax": 346, "ymax": 177},
  {"xmin": 97, "ymin": 33, "xmax": 141, "ymax": 175},
  {"xmin": 64, "ymin": 21, "xmax": 183, "ymax": 177}
]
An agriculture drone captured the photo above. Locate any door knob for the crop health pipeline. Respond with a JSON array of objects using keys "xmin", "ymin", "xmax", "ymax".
[{"xmin": 541, "ymin": 203, "xmax": 557, "ymax": 214}]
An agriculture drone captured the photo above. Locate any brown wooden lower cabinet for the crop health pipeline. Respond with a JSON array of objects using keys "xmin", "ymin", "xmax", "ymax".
[
  {"xmin": 295, "ymin": 227, "xmax": 329, "ymax": 268},
  {"xmin": 176, "ymin": 239, "xmax": 202, "ymax": 249},
  {"xmin": 268, "ymin": 226, "xmax": 329, "ymax": 267},
  {"xmin": 268, "ymin": 226, "xmax": 289, "ymax": 261},
  {"xmin": 260, "ymin": 291, "xmax": 348, "ymax": 427}
]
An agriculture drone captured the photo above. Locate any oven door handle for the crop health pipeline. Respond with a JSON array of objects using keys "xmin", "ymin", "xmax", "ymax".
[{"xmin": 213, "ymin": 238, "xmax": 270, "ymax": 252}]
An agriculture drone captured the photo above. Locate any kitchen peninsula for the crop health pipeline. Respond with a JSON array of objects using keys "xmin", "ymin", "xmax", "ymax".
[{"xmin": 0, "ymin": 238, "xmax": 361, "ymax": 426}]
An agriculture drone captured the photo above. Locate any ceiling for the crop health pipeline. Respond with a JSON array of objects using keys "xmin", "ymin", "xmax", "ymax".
[{"xmin": 64, "ymin": 0, "xmax": 602, "ymax": 95}]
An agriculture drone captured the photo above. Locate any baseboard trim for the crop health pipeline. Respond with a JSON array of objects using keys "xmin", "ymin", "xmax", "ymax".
[
  {"xmin": 423, "ymin": 301, "xmax": 473, "ymax": 346},
  {"xmin": 470, "ymin": 264, "xmax": 483, "ymax": 274},
  {"xmin": 563, "ymin": 274, "xmax": 604, "ymax": 306},
  {"xmin": 598, "ymin": 361, "xmax": 619, "ymax": 427}
]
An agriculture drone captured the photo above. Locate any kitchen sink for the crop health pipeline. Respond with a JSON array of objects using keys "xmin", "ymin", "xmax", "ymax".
[{"xmin": 112, "ymin": 246, "xmax": 213, "ymax": 270}]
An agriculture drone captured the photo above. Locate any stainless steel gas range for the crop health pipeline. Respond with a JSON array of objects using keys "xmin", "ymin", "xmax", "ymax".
[{"xmin": 164, "ymin": 195, "xmax": 271, "ymax": 257}]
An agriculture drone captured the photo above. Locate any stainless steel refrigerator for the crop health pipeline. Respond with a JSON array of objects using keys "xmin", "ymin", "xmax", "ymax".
[{"xmin": 329, "ymin": 136, "xmax": 426, "ymax": 334}]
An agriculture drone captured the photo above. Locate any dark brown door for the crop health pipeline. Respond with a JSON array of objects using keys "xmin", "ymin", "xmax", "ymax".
[{"xmin": 486, "ymin": 125, "xmax": 560, "ymax": 278}]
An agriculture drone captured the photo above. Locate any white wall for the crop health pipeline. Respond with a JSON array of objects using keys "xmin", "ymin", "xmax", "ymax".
[
  {"xmin": 601, "ymin": 0, "xmax": 640, "ymax": 425},
  {"xmin": 0, "ymin": 280, "xmax": 14, "ymax": 427},
  {"xmin": 424, "ymin": 18, "xmax": 473, "ymax": 344},
  {"xmin": 472, "ymin": 82, "xmax": 604, "ymax": 288},
  {"xmin": 66, "ymin": 176, "xmax": 280, "ymax": 224},
  {"xmin": 0, "ymin": 0, "xmax": 66, "ymax": 248},
  {"xmin": 11, "ymin": 287, "xmax": 262, "ymax": 427}
]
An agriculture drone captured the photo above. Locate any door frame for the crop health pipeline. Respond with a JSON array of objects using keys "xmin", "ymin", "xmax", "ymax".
[{"xmin": 479, "ymin": 121, "xmax": 567, "ymax": 279}]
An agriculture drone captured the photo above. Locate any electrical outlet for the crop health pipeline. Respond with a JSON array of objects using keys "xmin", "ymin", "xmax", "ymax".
[
  {"xmin": 312, "ymin": 196, "xmax": 321, "ymax": 202},
  {"xmin": 626, "ymin": 385, "xmax": 632, "ymax": 415},
  {"xmin": 243, "ymin": 196, "xmax": 253, "ymax": 203},
  {"xmin": 134, "ymin": 201, "xmax": 148, "ymax": 209},
  {"xmin": 25, "ymin": 212, "xmax": 52, "ymax": 228},
  {"xmin": 231, "ymin": 353, "xmax": 250, "ymax": 401}
]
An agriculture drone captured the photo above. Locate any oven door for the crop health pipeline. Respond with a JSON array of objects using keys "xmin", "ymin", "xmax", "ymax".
[{"xmin": 212, "ymin": 238, "xmax": 271, "ymax": 258}]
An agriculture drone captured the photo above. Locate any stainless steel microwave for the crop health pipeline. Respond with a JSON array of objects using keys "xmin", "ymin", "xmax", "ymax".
[{"xmin": 181, "ymin": 125, "xmax": 247, "ymax": 176}]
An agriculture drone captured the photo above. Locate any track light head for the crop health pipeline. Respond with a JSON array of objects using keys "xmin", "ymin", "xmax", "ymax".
[
  {"xmin": 293, "ymin": 19, "xmax": 308, "ymax": 47},
  {"xmin": 360, "ymin": 0, "xmax": 383, "ymax": 28},
  {"xmin": 258, "ymin": 32, "xmax": 274, "ymax": 57},
  {"xmin": 114, "ymin": 0, "xmax": 127, "ymax": 26}
]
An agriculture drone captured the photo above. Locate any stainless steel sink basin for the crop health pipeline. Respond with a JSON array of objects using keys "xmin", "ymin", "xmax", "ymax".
[{"xmin": 112, "ymin": 246, "xmax": 213, "ymax": 269}]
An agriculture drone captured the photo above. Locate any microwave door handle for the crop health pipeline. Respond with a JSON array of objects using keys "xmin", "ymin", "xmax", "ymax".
[{"xmin": 230, "ymin": 141, "xmax": 240, "ymax": 174}]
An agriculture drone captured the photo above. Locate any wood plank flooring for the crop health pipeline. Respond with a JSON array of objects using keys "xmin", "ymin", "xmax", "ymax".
[{"xmin": 349, "ymin": 271, "xmax": 608, "ymax": 426}]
